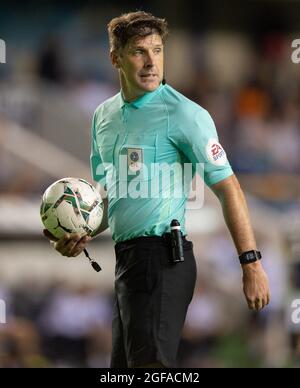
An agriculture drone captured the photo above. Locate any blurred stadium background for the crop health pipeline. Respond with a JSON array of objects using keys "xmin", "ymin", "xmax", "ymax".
[{"xmin": 0, "ymin": 0, "xmax": 300, "ymax": 368}]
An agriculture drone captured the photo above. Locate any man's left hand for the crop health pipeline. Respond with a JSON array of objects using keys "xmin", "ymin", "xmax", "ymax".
[{"xmin": 242, "ymin": 261, "xmax": 271, "ymax": 311}]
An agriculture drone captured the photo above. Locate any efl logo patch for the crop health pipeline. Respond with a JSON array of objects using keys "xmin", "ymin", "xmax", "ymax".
[
  {"xmin": 206, "ymin": 138, "xmax": 227, "ymax": 166},
  {"xmin": 127, "ymin": 148, "xmax": 143, "ymax": 173}
]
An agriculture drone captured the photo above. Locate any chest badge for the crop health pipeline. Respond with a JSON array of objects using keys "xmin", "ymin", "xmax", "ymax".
[{"xmin": 127, "ymin": 148, "xmax": 143, "ymax": 173}]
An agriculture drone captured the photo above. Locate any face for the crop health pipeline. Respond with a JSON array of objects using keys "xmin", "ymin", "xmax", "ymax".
[{"xmin": 112, "ymin": 34, "xmax": 164, "ymax": 99}]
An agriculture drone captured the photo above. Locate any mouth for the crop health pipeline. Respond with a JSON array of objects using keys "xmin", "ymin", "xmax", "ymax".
[{"xmin": 140, "ymin": 74, "xmax": 157, "ymax": 78}]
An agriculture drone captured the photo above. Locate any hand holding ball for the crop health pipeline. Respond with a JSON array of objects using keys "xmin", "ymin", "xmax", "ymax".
[{"xmin": 41, "ymin": 178, "xmax": 103, "ymax": 271}]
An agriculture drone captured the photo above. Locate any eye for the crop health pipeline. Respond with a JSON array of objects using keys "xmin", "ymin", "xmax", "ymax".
[
  {"xmin": 154, "ymin": 48, "xmax": 162, "ymax": 54},
  {"xmin": 133, "ymin": 49, "xmax": 143, "ymax": 55}
]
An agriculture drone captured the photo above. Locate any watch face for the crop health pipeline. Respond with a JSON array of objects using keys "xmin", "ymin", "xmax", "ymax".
[{"xmin": 240, "ymin": 250, "xmax": 261, "ymax": 264}]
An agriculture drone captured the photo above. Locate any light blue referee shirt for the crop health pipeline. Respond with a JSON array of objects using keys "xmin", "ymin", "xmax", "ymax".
[{"xmin": 91, "ymin": 83, "xmax": 233, "ymax": 242}]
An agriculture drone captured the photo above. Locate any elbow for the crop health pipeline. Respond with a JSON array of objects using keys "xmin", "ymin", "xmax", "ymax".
[{"xmin": 211, "ymin": 174, "xmax": 242, "ymax": 201}]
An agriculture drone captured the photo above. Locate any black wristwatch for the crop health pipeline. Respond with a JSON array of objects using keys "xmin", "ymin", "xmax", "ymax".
[{"xmin": 239, "ymin": 250, "xmax": 262, "ymax": 265}]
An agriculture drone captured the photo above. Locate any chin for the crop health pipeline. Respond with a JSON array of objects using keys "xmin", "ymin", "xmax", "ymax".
[{"xmin": 138, "ymin": 79, "xmax": 161, "ymax": 92}]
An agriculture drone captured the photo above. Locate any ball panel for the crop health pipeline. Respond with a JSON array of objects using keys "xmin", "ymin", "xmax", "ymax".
[{"xmin": 40, "ymin": 177, "xmax": 103, "ymax": 239}]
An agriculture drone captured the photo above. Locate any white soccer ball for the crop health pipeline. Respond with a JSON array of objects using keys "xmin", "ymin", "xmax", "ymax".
[{"xmin": 40, "ymin": 177, "xmax": 104, "ymax": 239}]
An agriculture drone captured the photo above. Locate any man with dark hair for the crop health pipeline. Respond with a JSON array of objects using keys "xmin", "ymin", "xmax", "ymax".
[
  {"xmin": 44, "ymin": 11, "xmax": 270, "ymax": 368},
  {"xmin": 107, "ymin": 11, "xmax": 169, "ymax": 53}
]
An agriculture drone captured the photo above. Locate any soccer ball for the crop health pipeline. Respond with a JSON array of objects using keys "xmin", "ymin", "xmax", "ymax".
[{"xmin": 40, "ymin": 177, "xmax": 104, "ymax": 239}]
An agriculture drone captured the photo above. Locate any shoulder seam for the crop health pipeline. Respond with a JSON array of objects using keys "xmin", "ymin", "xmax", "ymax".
[{"xmin": 95, "ymin": 92, "xmax": 121, "ymax": 114}]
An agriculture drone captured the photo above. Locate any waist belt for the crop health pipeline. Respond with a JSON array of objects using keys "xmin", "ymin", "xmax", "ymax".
[{"xmin": 115, "ymin": 233, "xmax": 187, "ymax": 254}]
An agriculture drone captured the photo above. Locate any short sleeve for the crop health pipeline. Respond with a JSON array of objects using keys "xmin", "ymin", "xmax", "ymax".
[
  {"xmin": 168, "ymin": 106, "xmax": 233, "ymax": 187},
  {"xmin": 90, "ymin": 111, "xmax": 106, "ymax": 188}
]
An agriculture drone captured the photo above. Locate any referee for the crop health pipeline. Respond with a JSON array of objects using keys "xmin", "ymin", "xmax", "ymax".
[{"xmin": 44, "ymin": 11, "xmax": 270, "ymax": 368}]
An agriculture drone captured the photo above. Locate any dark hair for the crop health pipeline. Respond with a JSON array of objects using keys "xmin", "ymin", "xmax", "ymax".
[{"xmin": 107, "ymin": 11, "xmax": 169, "ymax": 53}]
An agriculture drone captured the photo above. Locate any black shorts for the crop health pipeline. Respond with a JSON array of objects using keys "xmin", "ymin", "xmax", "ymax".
[{"xmin": 110, "ymin": 235, "xmax": 197, "ymax": 368}]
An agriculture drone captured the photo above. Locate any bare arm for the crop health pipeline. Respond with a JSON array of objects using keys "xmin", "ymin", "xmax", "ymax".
[
  {"xmin": 211, "ymin": 174, "xmax": 257, "ymax": 254},
  {"xmin": 211, "ymin": 174, "xmax": 270, "ymax": 310}
]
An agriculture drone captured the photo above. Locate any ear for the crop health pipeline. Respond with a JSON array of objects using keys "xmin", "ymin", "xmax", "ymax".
[{"xmin": 110, "ymin": 51, "xmax": 121, "ymax": 69}]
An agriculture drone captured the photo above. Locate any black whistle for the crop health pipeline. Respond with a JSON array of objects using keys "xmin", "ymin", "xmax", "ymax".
[
  {"xmin": 84, "ymin": 249, "xmax": 102, "ymax": 272},
  {"xmin": 170, "ymin": 220, "xmax": 184, "ymax": 263}
]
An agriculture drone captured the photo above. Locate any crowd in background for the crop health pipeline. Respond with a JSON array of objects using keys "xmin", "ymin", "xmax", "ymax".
[{"xmin": 1, "ymin": 28, "xmax": 300, "ymax": 204}]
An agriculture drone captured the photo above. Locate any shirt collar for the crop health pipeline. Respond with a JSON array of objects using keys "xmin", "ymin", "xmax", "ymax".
[{"xmin": 119, "ymin": 83, "xmax": 165, "ymax": 109}]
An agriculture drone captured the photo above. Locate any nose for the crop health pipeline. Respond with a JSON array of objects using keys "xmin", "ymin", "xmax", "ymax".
[{"xmin": 144, "ymin": 51, "xmax": 155, "ymax": 68}]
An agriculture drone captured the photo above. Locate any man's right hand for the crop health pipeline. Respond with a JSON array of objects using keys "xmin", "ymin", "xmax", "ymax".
[{"xmin": 43, "ymin": 229, "xmax": 91, "ymax": 257}]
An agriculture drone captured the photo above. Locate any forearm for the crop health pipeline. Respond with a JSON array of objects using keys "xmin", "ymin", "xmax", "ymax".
[
  {"xmin": 212, "ymin": 175, "xmax": 257, "ymax": 255},
  {"xmin": 212, "ymin": 175, "xmax": 270, "ymax": 310}
]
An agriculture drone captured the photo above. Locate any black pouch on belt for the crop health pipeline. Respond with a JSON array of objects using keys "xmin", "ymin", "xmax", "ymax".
[{"xmin": 163, "ymin": 220, "xmax": 185, "ymax": 264}]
